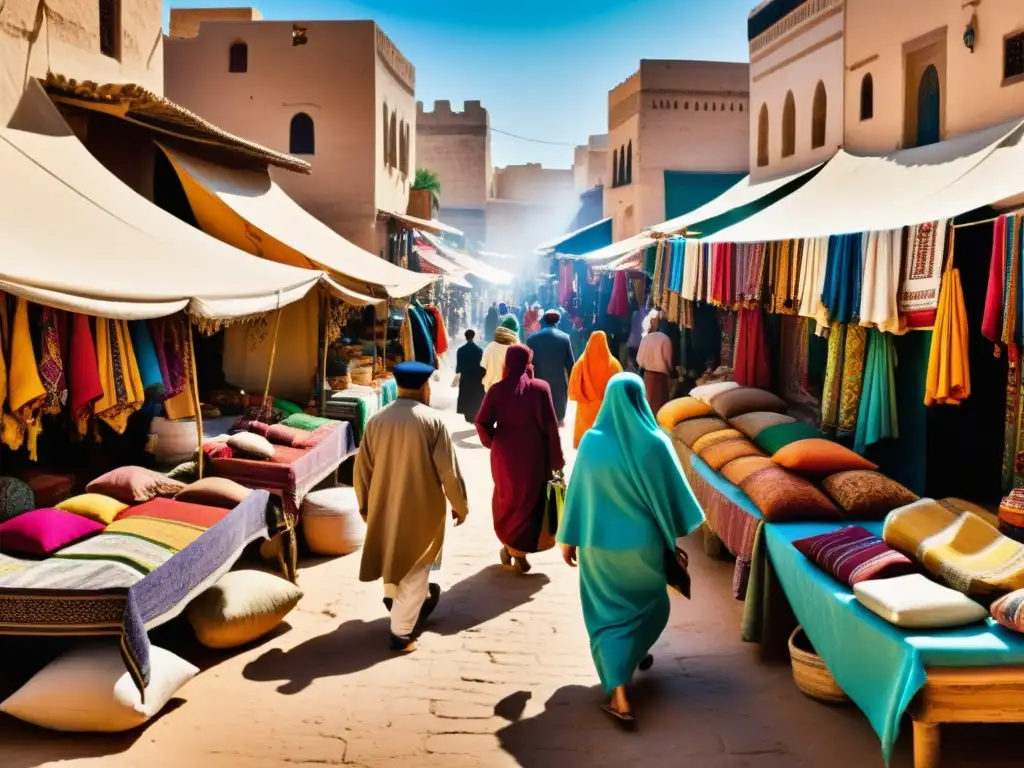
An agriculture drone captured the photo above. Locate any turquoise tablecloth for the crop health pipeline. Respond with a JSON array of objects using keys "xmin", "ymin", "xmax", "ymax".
[
  {"xmin": 378, "ymin": 378, "xmax": 398, "ymax": 407},
  {"xmin": 765, "ymin": 522, "xmax": 1024, "ymax": 763}
]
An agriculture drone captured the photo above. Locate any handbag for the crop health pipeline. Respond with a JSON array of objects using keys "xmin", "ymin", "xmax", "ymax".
[
  {"xmin": 537, "ymin": 471, "xmax": 566, "ymax": 552},
  {"xmin": 665, "ymin": 537, "xmax": 691, "ymax": 599},
  {"xmin": 451, "ymin": 373, "xmax": 461, "ymax": 388}
]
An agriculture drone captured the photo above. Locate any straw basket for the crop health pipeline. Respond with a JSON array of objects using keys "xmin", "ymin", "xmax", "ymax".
[
  {"xmin": 788, "ymin": 626, "xmax": 849, "ymax": 704},
  {"xmin": 350, "ymin": 367, "xmax": 372, "ymax": 386}
]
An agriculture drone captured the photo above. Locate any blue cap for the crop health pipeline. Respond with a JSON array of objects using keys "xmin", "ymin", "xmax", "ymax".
[{"xmin": 393, "ymin": 361, "xmax": 434, "ymax": 389}]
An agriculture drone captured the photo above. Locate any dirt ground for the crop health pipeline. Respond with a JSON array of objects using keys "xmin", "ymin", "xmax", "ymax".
[{"xmin": 1, "ymin": 382, "xmax": 1019, "ymax": 767}]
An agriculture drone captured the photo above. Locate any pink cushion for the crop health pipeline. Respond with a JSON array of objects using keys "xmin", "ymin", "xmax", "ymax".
[{"xmin": 0, "ymin": 508, "xmax": 105, "ymax": 556}]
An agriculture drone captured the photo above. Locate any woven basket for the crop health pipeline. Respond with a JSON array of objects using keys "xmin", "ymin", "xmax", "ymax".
[
  {"xmin": 327, "ymin": 375, "xmax": 350, "ymax": 391},
  {"xmin": 788, "ymin": 626, "xmax": 849, "ymax": 704},
  {"xmin": 351, "ymin": 367, "xmax": 372, "ymax": 386}
]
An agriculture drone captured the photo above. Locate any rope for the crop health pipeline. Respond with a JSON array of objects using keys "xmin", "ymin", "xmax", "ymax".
[{"xmin": 260, "ymin": 305, "xmax": 284, "ymax": 421}]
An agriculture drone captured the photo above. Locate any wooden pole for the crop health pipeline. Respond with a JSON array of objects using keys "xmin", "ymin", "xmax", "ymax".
[
  {"xmin": 260, "ymin": 308, "xmax": 284, "ymax": 420},
  {"xmin": 319, "ymin": 292, "xmax": 329, "ymax": 416},
  {"xmin": 187, "ymin": 319, "xmax": 205, "ymax": 480}
]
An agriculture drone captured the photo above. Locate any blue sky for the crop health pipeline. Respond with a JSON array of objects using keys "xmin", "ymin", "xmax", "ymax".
[{"xmin": 165, "ymin": 1, "xmax": 751, "ymax": 169}]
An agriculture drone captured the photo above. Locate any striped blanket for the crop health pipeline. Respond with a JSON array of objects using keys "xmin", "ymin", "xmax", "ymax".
[
  {"xmin": 883, "ymin": 498, "xmax": 1024, "ymax": 599},
  {"xmin": 0, "ymin": 491, "xmax": 271, "ymax": 698}
]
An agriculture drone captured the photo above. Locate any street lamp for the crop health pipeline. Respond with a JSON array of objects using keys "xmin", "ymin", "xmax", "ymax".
[{"xmin": 963, "ymin": 16, "xmax": 977, "ymax": 53}]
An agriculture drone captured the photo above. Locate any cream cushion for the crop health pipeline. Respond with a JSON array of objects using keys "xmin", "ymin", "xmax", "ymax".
[
  {"xmin": 226, "ymin": 432, "xmax": 275, "ymax": 459},
  {"xmin": 301, "ymin": 487, "xmax": 365, "ymax": 556},
  {"xmin": 187, "ymin": 569, "xmax": 303, "ymax": 649},
  {"xmin": 853, "ymin": 574, "xmax": 988, "ymax": 629},
  {"xmin": 689, "ymin": 381, "xmax": 740, "ymax": 404},
  {"xmin": 0, "ymin": 644, "xmax": 197, "ymax": 732}
]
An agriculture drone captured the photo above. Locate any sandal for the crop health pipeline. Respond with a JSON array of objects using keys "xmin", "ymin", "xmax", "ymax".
[
  {"xmin": 514, "ymin": 555, "xmax": 532, "ymax": 574},
  {"xmin": 499, "ymin": 547, "xmax": 513, "ymax": 568},
  {"xmin": 600, "ymin": 703, "xmax": 636, "ymax": 731}
]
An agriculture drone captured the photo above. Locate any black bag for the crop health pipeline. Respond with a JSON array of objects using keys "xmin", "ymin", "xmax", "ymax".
[{"xmin": 665, "ymin": 540, "xmax": 691, "ymax": 599}]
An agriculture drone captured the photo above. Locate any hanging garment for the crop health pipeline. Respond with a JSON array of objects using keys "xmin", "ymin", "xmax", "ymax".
[
  {"xmin": 924, "ymin": 267, "xmax": 970, "ymax": 406},
  {"xmin": 426, "ymin": 305, "xmax": 449, "ymax": 356},
  {"xmin": 821, "ymin": 323, "xmax": 868, "ymax": 438},
  {"xmin": 719, "ymin": 310, "xmax": 737, "ymax": 372},
  {"xmin": 150, "ymin": 315, "xmax": 190, "ymax": 401},
  {"xmin": 3, "ymin": 299, "xmax": 46, "ymax": 459},
  {"xmin": 559, "ymin": 261, "xmax": 575, "ymax": 308},
  {"xmin": 859, "ymin": 230, "xmax": 903, "ymax": 334},
  {"xmin": 652, "ymin": 241, "xmax": 666, "ymax": 307},
  {"xmin": 39, "ymin": 307, "xmax": 68, "ymax": 415},
  {"xmin": 1005, "ymin": 347, "xmax": 1024, "ymax": 492},
  {"xmin": 982, "ymin": 215, "xmax": 1008, "ymax": 346},
  {"xmin": 69, "ymin": 313, "xmax": 103, "ymax": 435},
  {"xmin": 899, "ymin": 220, "xmax": 949, "ymax": 328},
  {"xmin": 682, "ymin": 239, "xmax": 700, "ymax": 301},
  {"xmin": 607, "ymin": 270, "xmax": 631, "ymax": 317},
  {"xmin": 733, "ymin": 308, "xmax": 771, "ymax": 389},
  {"xmin": 95, "ymin": 318, "xmax": 145, "ymax": 434},
  {"xmin": 128, "ymin": 320, "xmax": 164, "ymax": 394},
  {"xmin": 568, "ymin": 331, "xmax": 622, "ymax": 448},
  {"xmin": 408, "ymin": 305, "xmax": 437, "ymax": 367},
  {"xmin": 711, "ymin": 243, "xmax": 734, "ymax": 309},
  {"xmin": 797, "ymin": 238, "xmax": 829, "ymax": 332},
  {"xmin": 778, "ymin": 315, "xmax": 810, "ymax": 400},
  {"xmin": 855, "ymin": 329, "xmax": 899, "ymax": 454},
  {"xmin": 822, "ymin": 233, "xmax": 864, "ymax": 324}
]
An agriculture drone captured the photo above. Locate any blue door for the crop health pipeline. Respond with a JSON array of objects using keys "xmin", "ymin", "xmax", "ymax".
[{"xmin": 916, "ymin": 64, "xmax": 941, "ymax": 147}]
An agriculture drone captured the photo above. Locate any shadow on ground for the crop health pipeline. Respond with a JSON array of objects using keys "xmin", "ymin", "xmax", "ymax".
[
  {"xmin": 243, "ymin": 565, "xmax": 549, "ymax": 693},
  {"xmin": 451, "ymin": 428, "xmax": 485, "ymax": 450}
]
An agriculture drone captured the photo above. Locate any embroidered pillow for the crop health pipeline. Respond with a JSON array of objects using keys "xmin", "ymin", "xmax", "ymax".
[
  {"xmin": 0, "ymin": 477, "xmax": 35, "ymax": 523},
  {"xmin": 710, "ymin": 388, "xmax": 787, "ymax": 421},
  {"xmin": 773, "ymin": 439, "xmax": 879, "ymax": 476},
  {"xmin": 853, "ymin": 574, "xmax": 988, "ymax": 629},
  {"xmin": 793, "ymin": 525, "xmax": 917, "ymax": 586},
  {"xmin": 729, "ymin": 411, "xmax": 796, "ymax": 439},
  {"xmin": 86, "ymin": 467, "xmax": 186, "ymax": 505},
  {"xmin": 0, "ymin": 508, "xmax": 105, "ymax": 556},
  {"xmin": 689, "ymin": 381, "xmax": 740, "ymax": 404},
  {"xmin": 656, "ymin": 397, "xmax": 714, "ymax": 432},
  {"xmin": 739, "ymin": 466, "xmax": 841, "ymax": 523},
  {"xmin": 754, "ymin": 421, "xmax": 825, "ymax": 456},
  {"xmin": 56, "ymin": 494, "xmax": 129, "ymax": 525},
  {"xmin": 991, "ymin": 588, "xmax": 1024, "ymax": 634},
  {"xmin": 175, "ymin": 478, "xmax": 252, "ymax": 509},
  {"xmin": 822, "ymin": 471, "xmax": 919, "ymax": 520},
  {"xmin": 691, "ymin": 428, "xmax": 744, "ymax": 456},
  {"xmin": 721, "ymin": 455, "xmax": 775, "ymax": 485},
  {"xmin": 227, "ymin": 432, "xmax": 276, "ymax": 460},
  {"xmin": 701, "ymin": 439, "xmax": 765, "ymax": 472},
  {"xmin": 672, "ymin": 417, "xmax": 730, "ymax": 448}
]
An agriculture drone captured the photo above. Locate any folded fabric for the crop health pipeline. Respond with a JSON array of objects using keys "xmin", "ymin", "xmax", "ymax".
[
  {"xmin": 202, "ymin": 442, "xmax": 233, "ymax": 461},
  {"xmin": 95, "ymin": 318, "xmax": 145, "ymax": 435},
  {"xmin": 721, "ymin": 455, "xmax": 775, "ymax": 485},
  {"xmin": 772, "ymin": 438, "xmax": 878, "ymax": 476},
  {"xmin": 281, "ymin": 413, "xmax": 335, "ymax": 432},
  {"xmin": 710, "ymin": 387, "xmax": 787, "ymax": 420},
  {"xmin": 884, "ymin": 498, "xmax": 1024, "ymax": 598},
  {"xmin": 701, "ymin": 438, "xmax": 765, "ymax": 472},
  {"xmin": 672, "ymin": 417, "xmax": 730, "ymax": 448},
  {"xmin": 739, "ymin": 465, "xmax": 842, "ymax": 523},
  {"xmin": 793, "ymin": 525, "xmax": 917, "ymax": 586},
  {"xmin": 656, "ymin": 397, "xmax": 714, "ymax": 431},
  {"xmin": 0, "ymin": 508, "xmax": 104, "ymax": 556},
  {"xmin": 273, "ymin": 399, "xmax": 305, "ymax": 416},
  {"xmin": 822, "ymin": 471, "xmax": 919, "ymax": 520},
  {"xmin": 231, "ymin": 418, "xmax": 271, "ymax": 436},
  {"xmin": 729, "ymin": 411, "xmax": 796, "ymax": 439},
  {"xmin": 754, "ymin": 421, "xmax": 824, "ymax": 455},
  {"xmin": 688, "ymin": 381, "xmax": 740, "ymax": 404},
  {"xmin": 991, "ymin": 588, "xmax": 1024, "ymax": 634},
  {"xmin": 853, "ymin": 574, "xmax": 988, "ymax": 629},
  {"xmin": 691, "ymin": 428, "xmax": 745, "ymax": 456}
]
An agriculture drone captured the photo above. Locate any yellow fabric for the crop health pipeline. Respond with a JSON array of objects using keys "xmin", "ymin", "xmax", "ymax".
[
  {"xmin": 883, "ymin": 498, "xmax": 1024, "ymax": 598},
  {"xmin": 925, "ymin": 267, "xmax": 970, "ymax": 406},
  {"xmin": 0, "ymin": 293, "xmax": 7, "ymax": 413},
  {"xmin": 94, "ymin": 319, "xmax": 145, "ymax": 435},
  {"xmin": 2, "ymin": 299, "xmax": 46, "ymax": 459},
  {"xmin": 56, "ymin": 494, "xmax": 128, "ymax": 525},
  {"xmin": 187, "ymin": 570, "xmax": 303, "ymax": 650},
  {"xmin": 164, "ymin": 388, "xmax": 197, "ymax": 420},
  {"xmin": 568, "ymin": 331, "xmax": 623, "ymax": 448},
  {"xmin": 106, "ymin": 516, "xmax": 205, "ymax": 551},
  {"xmin": 399, "ymin": 308, "xmax": 415, "ymax": 361}
]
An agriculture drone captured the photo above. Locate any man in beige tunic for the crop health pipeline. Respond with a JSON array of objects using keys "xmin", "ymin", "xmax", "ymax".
[{"xmin": 356, "ymin": 362, "xmax": 470, "ymax": 651}]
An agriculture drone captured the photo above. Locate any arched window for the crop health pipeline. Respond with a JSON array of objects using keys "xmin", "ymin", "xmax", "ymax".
[
  {"xmin": 289, "ymin": 112, "xmax": 314, "ymax": 155},
  {"xmin": 730, "ymin": 103, "xmax": 734, "ymax": 112},
  {"xmin": 403, "ymin": 123, "xmax": 411, "ymax": 174},
  {"xmin": 703, "ymin": 102, "xmax": 708, "ymax": 111},
  {"xmin": 388, "ymin": 111, "xmax": 398, "ymax": 168},
  {"xmin": 652, "ymin": 100, "xmax": 658, "ymax": 109},
  {"xmin": 782, "ymin": 91, "xmax": 796, "ymax": 158},
  {"xmin": 739, "ymin": 103, "xmax": 744, "ymax": 112},
  {"xmin": 712, "ymin": 103, "xmax": 717, "ymax": 112},
  {"xmin": 617, "ymin": 146, "xmax": 626, "ymax": 187},
  {"xmin": 611, "ymin": 148, "xmax": 618, "ymax": 187},
  {"xmin": 916, "ymin": 64, "xmax": 941, "ymax": 147},
  {"xmin": 399, "ymin": 120, "xmax": 407, "ymax": 174},
  {"xmin": 860, "ymin": 74, "xmax": 874, "ymax": 121},
  {"xmin": 625, "ymin": 140, "xmax": 633, "ymax": 184},
  {"xmin": 757, "ymin": 103, "xmax": 769, "ymax": 168},
  {"xmin": 684, "ymin": 101, "xmax": 690, "ymax": 110},
  {"xmin": 811, "ymin": 81, "xmax": 827, "ymax": 149},
  {"xmin": 674, "ymin": 100, "xmax": 678, "ymax": 109},
  {"xmin": 229, "ymin": 42, "xmax": 248, "ymax": 73},
  {"xmin": 382, "ymin": 103, "xmax": 389, "ymax": 166}
]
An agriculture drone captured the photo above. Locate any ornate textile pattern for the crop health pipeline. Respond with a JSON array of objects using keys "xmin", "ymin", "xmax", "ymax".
[
  {"xmin": 39, "ymin": 308, "xmax": 67, "ymax": 415},
  {"xmin": 899, "ymin": 220, "xmax": 949, "ymax": 328},
  {"xmin": 821, "ymin": 323, "xmax": 867, "ymax": 437}
]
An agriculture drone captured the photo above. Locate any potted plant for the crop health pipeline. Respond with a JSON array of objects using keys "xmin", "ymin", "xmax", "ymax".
[{"xmin": 409, "ymin": 168, "xmax": 441, "ymax": 220}]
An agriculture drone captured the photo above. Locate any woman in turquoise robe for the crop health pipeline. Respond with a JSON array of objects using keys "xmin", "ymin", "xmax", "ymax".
[{"xmin": 557, "ymin": 373, "xmax": 705, "ymax": 727}]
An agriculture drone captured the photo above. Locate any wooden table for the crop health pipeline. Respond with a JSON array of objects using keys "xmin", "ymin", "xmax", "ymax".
[{"xmin": 912, "ymin": 666, "xmax": 1024, "ymax": 768}]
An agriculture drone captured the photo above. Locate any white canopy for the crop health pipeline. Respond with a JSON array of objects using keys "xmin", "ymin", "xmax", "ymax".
[
  {"xmin": 0, "ymin": 84, "xmax": 320, "ymax": 320},
  {"xmin": 418, "ymin": 232, "xmax": 514, "ymax": 285},
  {"xmin": 161, "ymin": 145, "xmax": 434, "ymax": 299},
  {"xmin": 707, "ymin": 119, "xmax": 1024, "ymax": 243},
  {"xmin": 580, "ymin": 233, "xmax": 657, "ymax": 264},
  {"xmin": 413, "ymin": 239, "xmax": 472, "ymax": 288},
  {"xmin": 383, "ymin": 210, "xmax": 464, "ymax": 238}
]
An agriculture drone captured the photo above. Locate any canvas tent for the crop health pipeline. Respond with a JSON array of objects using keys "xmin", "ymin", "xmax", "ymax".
[
  {"xmin": 417, "ymin": 232, "xmax": 514, "ymax": 285},
  {"xmin": 535, "ymin": 217, "xmax": 612, "ymax": 256}
]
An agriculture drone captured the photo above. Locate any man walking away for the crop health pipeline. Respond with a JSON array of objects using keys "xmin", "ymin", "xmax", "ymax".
[
  {"xmin": 355, "ymin": 361, "xmax": 470, "ymax": 652},
  {"xmin": 526, "ymin": 309, "xmax": 575, "ymax": 427}
]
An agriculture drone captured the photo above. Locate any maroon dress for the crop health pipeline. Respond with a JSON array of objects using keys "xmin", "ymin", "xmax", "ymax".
[{"xmin": 475, "ymin": 346, "xmax": 565, "ymax": 554}]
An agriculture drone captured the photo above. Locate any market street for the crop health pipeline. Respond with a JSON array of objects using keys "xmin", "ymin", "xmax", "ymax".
[{"xmin": 0, "ymin": 380, "xmax": 1013, "ymax": 768}]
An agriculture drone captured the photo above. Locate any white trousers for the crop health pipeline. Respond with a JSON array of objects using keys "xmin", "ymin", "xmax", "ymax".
[{"xmin": 387, "ymin": 564, "xmax": 432, "ymax": 638}]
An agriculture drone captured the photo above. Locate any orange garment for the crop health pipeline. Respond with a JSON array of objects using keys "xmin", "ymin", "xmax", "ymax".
[
  {"xmin": 568, "ymin": 331, "xmax": 623, "ymax": 448},
  {"xmin": 426, "ymin": 305, "xmax": 449, "ymax": 356},
  {"xmin": 924, "ymin": 267, "xmax": 970, "ymax": 406}
]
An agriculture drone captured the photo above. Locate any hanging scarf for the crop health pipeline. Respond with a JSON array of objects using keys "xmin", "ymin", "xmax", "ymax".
[
  {"xmin": 982, "ymin": 215, "xmax": 1008, "ymax": 347},
  {"xmin": 651, "ymin": 240, "xmax": 666, "ymax": 307},
  {"xmin": 899, "ymin": 220, "xmax": 949, "ymax": 328},
  {"xmin": 711, "ymin": 243, "xmax": 734, "ymax": 309},
  {"xmin": 924, "ymin": 264, "xmax": 970, "ymax": 406},
  {"xmin": 682, "ymin": 239, "xmax": 699, "ymax": 301},
  {"xmin": 129, "ymin": 320, "xmax": 164, "ymax": 394},
  {"xmin": 95, "ymin": 318, "xmax": 145, "ymax": 434},
  {"xmin": 68, "ymin": 313, "xmax": 103, "ymax": 435},
  {"xmin": 2, "ymin": 299, "xmax": 46, "ymax": 459},
  {"xmin": 425, "ymin": 305, "xmax": 449, "ymax": 356},
  {"xmin": 779, "ymin": 315, "xmax": 810, "ymax": 399},
  {"xmin": 733, "ymin": 307, "xmax": 771, "ymax": 389},
  {"xmin": 39, "ymin": 307, "xmax": 68, "ymax": 415},
  {"xmin": 855, "ymin": 329, "xmax": 898, "ymax": 454},
  {"xmin": 150, "ymin": 316, "xmax": 189, "ymax": 401},
  {"xmin": 822, "ymin": 233, "xmax": 864, "ymax": 324},
  {"xmin": 821, "ymin": 323, "xmax": 867, "ymax": 438},
  {"xmin": 859, "ymin": 230, "xmax": 903, "ymax": 334},
  {"xmin": 797, "ymin": 237, "xmax": 829, "ymax": 333}
]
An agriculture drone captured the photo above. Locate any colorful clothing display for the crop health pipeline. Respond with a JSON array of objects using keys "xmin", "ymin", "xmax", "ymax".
[
  {"xmin": 733, "ymin": 308, "xmax": 771, "ymax": 390},
  {"xmin": 859, "ymin": 230, "xmax": 903, "ymax": 334},
  {"xmin": 95, "ymin": 318, "xmax": 145, "ymax": 435},
  {"xmin": 822, "ymin": 233, "xmax": 864, "ymax": 324},
  {"xmin": 898, "ymin": 220, "xmax": 949, "ymax": 329},
  {"xmin": 855, "ymin": 329, "xmax": 899, "ymax": 454},
  {"xmin": 982, "ymin": 214, "xmax": 1009, "ymax": 346},
  {"xmin": 3, "ymin": 299, "xmax": 46, "ymax": 459},
  {"xmin": 38, "ymin": 307, "xmax": 67, "ymax": 415},
  {"xmin": 69, "ymin": 313, "xmax": 103, "ymax": 436},
  {"xmin": 821, "ymin": 323, "xmax": 867, "ymax": 438},
  {"xmin": 796, "ymin": 237, "xmax": 828, "ymax": 329},
  {"xmin": 924, "ymin": 265, "xmax": 970, "ymax": 407},
  {"xmin": 607, "ymin": 270, "xmax": 631, "ymax": 317}
]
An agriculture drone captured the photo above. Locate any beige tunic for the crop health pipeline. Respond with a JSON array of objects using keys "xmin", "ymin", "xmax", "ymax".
[{"xmin": 356, "ymin": 398, "xmax": 469, "ymax": 586}]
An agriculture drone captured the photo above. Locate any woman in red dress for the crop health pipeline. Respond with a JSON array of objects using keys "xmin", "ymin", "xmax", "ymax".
[{"xmin": 475, "ymin": 345, "xmax": 565, "ymax": 573}]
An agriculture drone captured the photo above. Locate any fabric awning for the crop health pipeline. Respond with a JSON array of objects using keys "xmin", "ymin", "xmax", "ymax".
[
  {"xmin": 413, "ymin": 239, "xmax": 472, "ymax": 288},
  {"xmin": 580, "ymin": 233, "xmax": 657, "ymax": 264},
  {"xmin": 417, "ymin": 232, "xmax": 514, "ymax": 285},
  {"xmin": 706, "ymin": 119, "xmax": 1024, "ymax": 243},
  {"xmin": 535, "ymin": 217, "xmax": 613, "ymax": 255},
  {"xmin": 0, "ymin": 83, "xmax": 321, "ymax": 320},
  {"xmin": 596, "ymin": 250, "xmax": 644, "ymax": 273},
  {"xmin": 382, "ymin": 210, "xmax": 464, "ymax": 238},
  {"xmin": 161, "ymin": 145, "xmax": 434, "ymax": 299}
]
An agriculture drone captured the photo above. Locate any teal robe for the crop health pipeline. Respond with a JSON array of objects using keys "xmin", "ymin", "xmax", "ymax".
[{"xmin": 558, "ymin": 374, "xmax": 705, "ymax": 691}]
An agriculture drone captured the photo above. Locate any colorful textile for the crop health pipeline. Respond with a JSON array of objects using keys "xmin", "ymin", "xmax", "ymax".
[
  {"xmin": 981, "ymin": 214, "xmax": 1008, "ymax": 345},
  {"xmin": 0, "ymin": 477, "xmax": 35, "ymax": 522},
  {"xmin": 883, "ymin": 499, "xmax": 1024, "ymax": 598},
  {"xmin": 924, "ymin": 267, "xmax": 970, "ymax": 406},
  {"xmin": 39, "ymin": 308, "xmax": 68, "ymax": 415},
  {"xmin": 778, "ymin": 315, "xmax": 809, "ymax": 401},
  {"xmin": 859, "ymin": 230, "xmax": 902, "ymax": 334},
  {"xmin": 822, "ymin": 470, "xmax": 919, "ymax": 519},
  {"xmin": 739, "ymin": 465, "xmax": 841, "ymax": 523},
  {"xmin": 95, "ymin": 318, "xmax": 145, "ymax": 435},
  {"xmin": 425, "ymin": 305, "xmax": 449, "ymax": 356},
  {"xmin": 1002, "ymin": 216, "xmax": 1021, "ymax": 347},
  {"xmin": 991, "ymin": 588, "xmax": 1024, "ymax": 633},
  {"xmin": 129, "ymin": 321, "xmax": 164, "ymax": 394},
  {"xmin": 821, "ymin": 323, "xmax": 867, "ymax": 438},
  {"xmin": 855, "ymin": 329, "xmax": 899, "ymax": 453},
  {"xmin": 149, "ymin": 316, "xmax": 189, "ymax": 401},
  {"xmin": 408, "ymin": 305, "xmax": 437, "ymax": 367},
  {"xmin": 755, "ymin": 421, "xmax": 823, "ymax": 455},
  {"xmin": 732, "ymin": 308, "xmax": 771, "ymax": 389},
  {"xmin": 0, "ymin": 508, "xmax": 104, "ymax": 556},
  {"xmin": 797, "ymin": 238, "xmax": 828, "ymax": 330},
  {"xmin": 87, "ymin": 466, "xmax": 186, "ymax": 505},
  {"xmin": 568, "ymin": 331, "xmax": 622, "ymax": 448},
  {"xmin": 558, "ymin": 374, "xmax": 705, "ymax": 691},
  {"xmin": 475, "ymin": 346, "xmax": 565, "ymax": 554},
  {"xmin": 2, "ymin": 299, "xmax": 46, "ymax": 459},
  {"xmin": 792, "ymin": 525, "xmax": 917, "ymax": 586},
  {"xmin": 281, "ymin": 413, "xmax": 334, "ymax": 431},
  {"xmin": 822, "ymin": 233, "xmax": 864, "ymax": 324},
  {"xmin": 899, "ymin": 220, "xmax": 949, "ymax": 328},
  {"xmin": 607, "ymin": 270, "xmax": 631, "ymax": 317}
]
